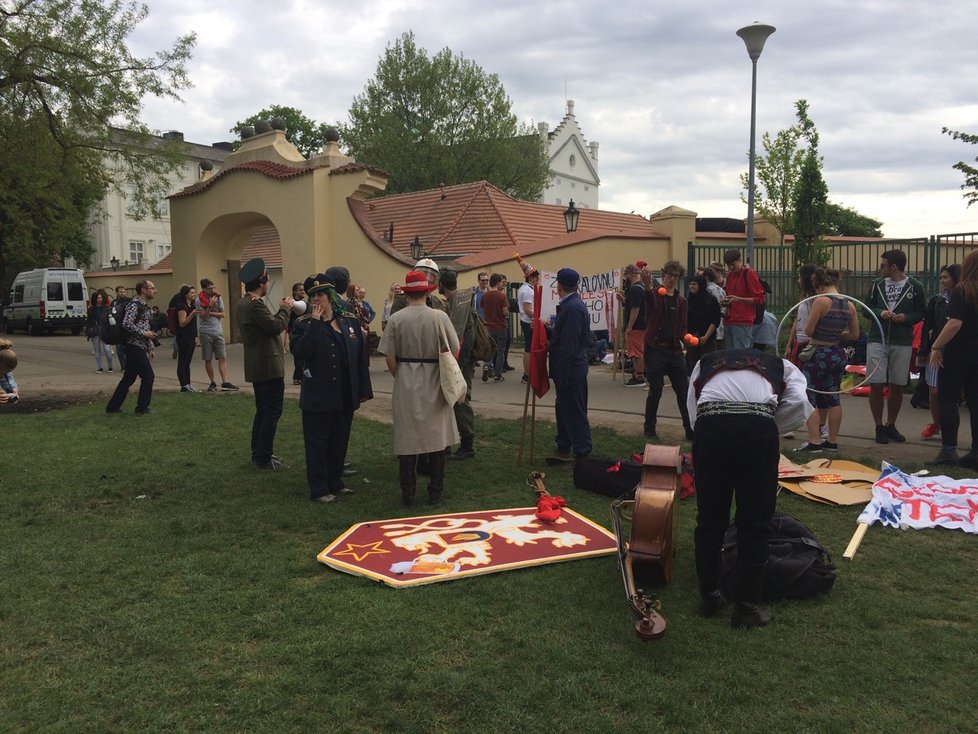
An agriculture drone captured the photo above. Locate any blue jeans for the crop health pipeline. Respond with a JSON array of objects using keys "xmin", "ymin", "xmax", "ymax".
[
  {"xmin": 251, "ymin": 378, "xmax": 284, "ymax": 465},
  {"xmin": 725, "ymin": 324, "xmax": 754, "ymax": 351},
  {"xmin": 490, "ymin": 329, "xmax": 508, "ymax": 377}
]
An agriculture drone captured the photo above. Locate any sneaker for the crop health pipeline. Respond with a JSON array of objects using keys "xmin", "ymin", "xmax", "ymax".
[
  {"xmin": 255, "ymin": 457, "xmax": 287, "ymax": 471},
  {"xmin": 107, "ymin": 368, "xmax": 114, "ymax": 373},
  {"xmin": 625, "ymin": 377, "xmax": 646, "ymax": 388},
  {"xmin": 874, "ymin": 425, "xmax": 889, "ymax": 445},
  {"xmin": 482, "ymin": 368, "xmax": 490, "ymax": 383},
  {"xmin": 920, "ymin": 423, "xmax": 941, "ymax": 439},
  {"xmin": 342, "ymin": 466, "xmax": 359, "ymax": 477},
  {"xmin": 180, "ymin": 385, "xmax": 197, "ymax": 393},
  {"xmin": 312, "ymin": 493, "xmax": 336, "ymax": 503},
  {"xmin": 820, "ymin": 441, "xmax": 839, "ymax": 452},
  {"xmin": 503, "ymin": 365, "xmax": 515, "ymax": 372},
  {"xmin": 545, "ymin": 452, "xmax": 574, "ymax": 465},
  {"xmin": 521, "ymin": 374, "xmax": 529, "ymax": 383},
  {"xmin": 96, "ymin": 368, "xmax": 104, "ymax": 373},
  {"xmin": 336, "ymin": 487, "xmax": 356, "ymax": 495},
  {"xmin": 793, "ymin": 442, "xmax": 822, "ymax": 453},
  {"xmin": 927, "ymin": 448, "xmax": 959, "ymax": 466},
  {"xmin": 782, "ymin": 432, "xmax": 795, "ymax": 439},
  {"xmin": 221, "ymin": 382, "xmax": 239, "ymax": 391},
  {"xmin": 207, "ymin": 383, "xmax": 218, "ymax": 393},
  {"xmin": 885, "ymin": 424, "xmax": 906, "ymax": 443},
  {"xmin": 819, "ymin": 424, "xmax": 829, "ymax": 441},
  {"xmin": 494, "ymin": 375, "xmax": 504, "ymax": 382}
]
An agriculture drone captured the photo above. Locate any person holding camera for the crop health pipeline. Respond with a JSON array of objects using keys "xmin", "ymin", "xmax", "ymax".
[
  {"xmin": 172, "ymin": 284, "xmax": 202, "ymax": 392},
  {"xmin": 106, "ymin": 280, "xmax": 159, "ymax": 415},
  {"xmin": 195, "ymin": 277, "xmax": 238, "ymax": 392}
]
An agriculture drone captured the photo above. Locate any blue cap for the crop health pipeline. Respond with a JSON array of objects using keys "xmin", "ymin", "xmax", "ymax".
[{"xmin": 556, "ymin": 268, "xmax": 580, "ymax": 289}]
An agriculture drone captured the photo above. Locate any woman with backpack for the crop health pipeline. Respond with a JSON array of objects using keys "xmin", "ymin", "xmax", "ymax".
[{"xmin": 86, "ymin": 290, "xmax": 114, "ymax": 373}]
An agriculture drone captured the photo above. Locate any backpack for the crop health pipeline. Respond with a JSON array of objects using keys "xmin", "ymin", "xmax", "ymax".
[
  {"xmin": 165, "ymin": 306, "xmax": 179, "ymax": 332},
  {"xmin": 720, "ymin": 512, "xmax": 836, "ymax": 601},
  {"xmin": 471, "ymin": 315, "xmax": 496, "ymax": 362},
  {"xmin": 753, "ymin": 277, "xmax": 772, "ymax": 325},
  {"xmin": 99, "ymin": 301, "xmax": 130, "ymax": 345}
]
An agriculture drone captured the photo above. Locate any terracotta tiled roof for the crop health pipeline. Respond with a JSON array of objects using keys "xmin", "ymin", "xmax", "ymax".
[
  {"xmin": 330, "ymin": 161, "xmax": 390, "ymax": 178},
  {"xmin": 170, "ymin": 160, "xmax": 313, "ymax": 199},
  {"xmin": 149, "ymin": 253, "xmax": 173, "ymax": 271},
  {"xmin": 349, "ymin": 181, "xmax": 661, "ymax": 263},
  {"xmin": 240, "ymin": 227, "xmax": 284, "ymax": 267}
]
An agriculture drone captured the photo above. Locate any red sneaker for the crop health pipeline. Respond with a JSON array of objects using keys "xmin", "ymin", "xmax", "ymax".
[{"xmin": 920, "ymin": 423, "xmax": 941, "ymax": 439}]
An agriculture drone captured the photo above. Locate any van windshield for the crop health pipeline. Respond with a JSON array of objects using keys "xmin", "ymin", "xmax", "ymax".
[
  {"xmin": 47, "ymin": 282, "xmax": 64, "ymax": 301},
  {"xmin": 68, "ymin": 282, "xmax": 83, "ymax": 301}
]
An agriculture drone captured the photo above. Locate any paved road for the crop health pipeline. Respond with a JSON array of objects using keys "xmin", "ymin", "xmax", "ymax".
[{"xmin": 7, "ymin": 332, "xmax": 954, "ymax": 465}]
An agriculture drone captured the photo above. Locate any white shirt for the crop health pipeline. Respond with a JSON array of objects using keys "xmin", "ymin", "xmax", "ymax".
[
  {"xmin": 518, "ymin": 283, "xmax": 534, "ymax": 324},
  {"xmin": 687, "ymin": 358, "xmax": 813, "ymax": 434}
]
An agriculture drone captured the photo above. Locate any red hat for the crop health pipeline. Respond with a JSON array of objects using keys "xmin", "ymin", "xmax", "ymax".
[
  {"xmin": 636, "ymin": 260, "xmax": 648, "ymax": 268},
  {"xmin": 401, "ymin": 270, "xmax": 437, "ymax": 293}
]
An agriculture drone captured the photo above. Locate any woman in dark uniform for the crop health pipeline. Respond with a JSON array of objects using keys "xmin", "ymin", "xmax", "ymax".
[{"xmin": 289, "ymin": 273, "xmax": 373, "ymax": 503}]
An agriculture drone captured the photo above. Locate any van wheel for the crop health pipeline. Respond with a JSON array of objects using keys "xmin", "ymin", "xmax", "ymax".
[
  {"xmin": 71, "ymin": 326, "xmax": 82, "ymax": 336},
  {"xmin": 26, "ymin": 318, "xmax": 38, "ymax": 336}
]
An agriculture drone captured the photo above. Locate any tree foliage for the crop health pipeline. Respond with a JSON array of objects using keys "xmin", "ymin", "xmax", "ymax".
[
  {"xmin": 230, "ymin": 105, "xmax": 331, "ymax": 158},
  {"xmin": 824, "ymin": 202, "xmax": 883, "ymax": 238},
  {"xmin": 791, "ymin": 100, "xmax": 830, "ymax": 265},
  {"xmin": 743, "ymin": 98, "xmax": 883, "ymax": 252},
  {"xmin": 340, "ymin": 31, "xmax": 551, "ymax": 200},
  {"xmin": 942, "ymin": 126, "xmax": 978, "ymax": 207},
  {"xmin": 0, "ymin": 0, "xmax": 196, "ymax": 290}
]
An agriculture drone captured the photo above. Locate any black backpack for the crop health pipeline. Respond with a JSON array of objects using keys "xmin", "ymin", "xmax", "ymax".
[
  {"xmin": 720, "ymin": 512, "xmax": 836, "ymax": 601},
  {"xmin": 99, "ymin": 300, "xmax": 130, "ymax": 345},
  {"xmin": 753, "ymin": 277, "xmax": 772, "ymax": 325}
]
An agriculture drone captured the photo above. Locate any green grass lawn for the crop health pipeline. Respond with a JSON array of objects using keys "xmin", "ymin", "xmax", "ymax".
[{"xmin": 2, "ymin": 393, "xmax": 975, "ymax": 732}]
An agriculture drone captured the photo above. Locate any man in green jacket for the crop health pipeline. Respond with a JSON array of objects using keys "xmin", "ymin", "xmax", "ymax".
[
  {"xmin": 439, "ymin": 268, "xmax": 479, "ymax": 460},
  {"xmin": 865, "ymin": 249, "xmax": 927, "ymax": 444},
  {"xmin": 237, "ymin": 258, "xmax": 294, "ymax": 470}
]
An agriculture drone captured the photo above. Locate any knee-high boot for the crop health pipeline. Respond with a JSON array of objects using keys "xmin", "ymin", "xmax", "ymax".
[
  {"xmin": 399, "ymin": 455, "xmax": 417, "ymax": 506},
  {"xmin": 427, "ymin": 450, "xmax": 446, "ymax": 505},
  {"xmin": 694, "ymin": 550, "xmax": 727, "ymax": 617},
  {"xmin": 730, "ymin": 560, "xmax": 773, "ymax": 629}
]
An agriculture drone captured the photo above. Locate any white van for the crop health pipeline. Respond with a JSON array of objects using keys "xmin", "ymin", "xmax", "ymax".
[{"xmin": 4, "ymin": 268, "xmax": 90, "ymax": 335}]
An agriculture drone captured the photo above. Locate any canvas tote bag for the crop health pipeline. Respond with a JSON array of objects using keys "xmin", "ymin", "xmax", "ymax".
[{"xmin": 438, "ymin": 317, "xmax": 467, "ymax": 405}]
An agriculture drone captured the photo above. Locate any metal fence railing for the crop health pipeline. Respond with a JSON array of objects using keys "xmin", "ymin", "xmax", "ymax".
[{"xmin": 688, "ymin": 233, "xmax": 978, "ymax": 316}]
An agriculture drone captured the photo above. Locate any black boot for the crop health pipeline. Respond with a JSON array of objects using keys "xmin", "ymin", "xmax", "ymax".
[
  {"xmin": 399, "ymin": 455, "xmax": 417, "ymax": 506},
  {"xmin": 695, "ymin": 550, "xmax": 728, "ymax": 617},
  {"xmin": 730, "ymin": 561, "xmax": 773, "ymax": 629},
  {"xmin": 427, "ymin": 450, "xmax": 446, "ymax": 505},
  {"xmin": 450, "ymin": 435, "xmax": 475, "ymax": 460}
]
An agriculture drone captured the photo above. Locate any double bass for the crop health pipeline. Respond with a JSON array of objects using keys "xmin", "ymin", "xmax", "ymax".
[{"xmin": 610, "ymin": 444, "xmax": 682, "ymax": 640}]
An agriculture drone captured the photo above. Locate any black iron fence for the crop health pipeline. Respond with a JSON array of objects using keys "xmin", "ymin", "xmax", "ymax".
[{"xmin": 687, "ymin": 232, "xmax": 978, "ymax": 316}]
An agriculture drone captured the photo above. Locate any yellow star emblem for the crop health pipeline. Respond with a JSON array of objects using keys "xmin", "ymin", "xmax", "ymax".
[{"xmin": 334, "ymin": 541, "xmax": 390, "ymax": 562}]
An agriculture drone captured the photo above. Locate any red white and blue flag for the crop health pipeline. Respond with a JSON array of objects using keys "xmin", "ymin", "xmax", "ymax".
[{"xmin": 858, "ymin": 462, "xmax": 978, "ymax": 534}]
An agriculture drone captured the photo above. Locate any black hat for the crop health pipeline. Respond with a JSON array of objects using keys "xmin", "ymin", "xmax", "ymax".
[
  {"xmin": 323, "ymin": 266, "xmax": 350, "ymax": 294},
  {"xmin": 304, "ymin": 273, "xmax": 335, "ymax": 297},
  {"xmin": 239, "ymin": 258, "xmax": 267, "ymax": 285}
]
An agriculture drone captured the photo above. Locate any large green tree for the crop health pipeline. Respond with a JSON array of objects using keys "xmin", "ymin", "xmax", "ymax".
[
  {"xmin": 943, "ymin": 126, "xmax": 978, "ymax": 207},
  {"xmin": 230, "ymin": 105, "xmax": 331, "ymax": 158},
  {"xmin": 791, "ymin": 100, "xmax": 830, "ymax": 265},
  {"xmin": 743, "ymin": 98, "xmax": 883, "ymax": 250},
  {"xmin": 0, "ymin": 0, "xmax": 195, "ymax": 290},
  {"xmin": 340, "ymin": 31, "xmax": 551, "ymax": 199}
]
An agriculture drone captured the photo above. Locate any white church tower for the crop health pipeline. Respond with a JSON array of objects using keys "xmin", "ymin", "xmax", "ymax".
[{"xmin": 537, "ymin": 99, "xmax": 599, "ymax": 209}]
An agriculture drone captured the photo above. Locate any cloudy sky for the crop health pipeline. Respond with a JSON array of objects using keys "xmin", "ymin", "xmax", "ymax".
[{"xmin": 130, "ymin": 0, "xmax": 978, "ymax": 238}]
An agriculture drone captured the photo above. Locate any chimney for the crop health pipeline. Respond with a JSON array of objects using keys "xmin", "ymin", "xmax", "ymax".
[
  {"xmin": 537, "ymin": 121, "xmax": 549, "ymax": 138},
  {"xmin": 589, "ymin": 141, "xmax": 599, "ymax": 161},
  {"xmin": 566, "ymin": 99, "xmax": 575, "ymax": 116},
  {"xmin": 162, "ymin": 130, "xmax": 184, "ymax": 141}
]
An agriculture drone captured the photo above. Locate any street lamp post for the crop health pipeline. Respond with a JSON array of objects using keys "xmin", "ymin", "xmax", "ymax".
[
  {"xmin": 410, "ymin": 235, "xmax": 423, "ymax": 261},
  {"xmin": 110, "ymin": 256, "xmax": 119, "ymax": 271},
  {"xmin": 737, "ymin": 21, "xmax": 776, "ymax": 267}
]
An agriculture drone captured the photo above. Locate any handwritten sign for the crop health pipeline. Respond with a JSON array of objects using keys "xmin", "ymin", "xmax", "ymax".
[{"xmin": 540, "ymin": 269, "xmax": 621, "ymax": 332}]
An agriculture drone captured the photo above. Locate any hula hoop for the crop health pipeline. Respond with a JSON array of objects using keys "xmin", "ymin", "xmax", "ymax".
[{"xmin": 776, "ymin": 293, "xmax": 886, "ymax": 396}]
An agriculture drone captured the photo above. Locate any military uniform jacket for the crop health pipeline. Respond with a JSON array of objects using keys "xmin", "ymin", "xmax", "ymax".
[
  {"xmin": 237, "ymin": 294, "xmax": 290, "ymax": 383},
  {"xmin": 290, "ymin": 314, "xmax": 373, "ymax": 413}
]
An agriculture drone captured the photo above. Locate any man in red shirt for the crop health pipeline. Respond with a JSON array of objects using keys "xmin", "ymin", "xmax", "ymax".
[
  {"xmin": 481, "ymin": 273, "xmax": 510, "ymax": 382},
  {"xmin": 721, "ymin": 249, "xmax": 766, "ymax": 351}
]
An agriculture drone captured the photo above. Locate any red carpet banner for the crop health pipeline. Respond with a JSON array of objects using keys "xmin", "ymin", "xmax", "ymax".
[
  {"xmin": 857, "ymin": 462, "xmax": 978, "ymax": 533},
  {"xmin": 318, "ymin": 507, "xmax": 618, "ymax": 588}
]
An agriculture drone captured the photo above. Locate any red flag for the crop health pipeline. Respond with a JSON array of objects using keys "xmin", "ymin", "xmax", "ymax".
[{"xmin": 529, "ymin": 284, "xmax": 550, "ymax": 398}]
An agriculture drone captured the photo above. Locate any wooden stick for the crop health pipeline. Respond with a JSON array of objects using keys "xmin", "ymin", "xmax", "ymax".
[
  {"xmin": 843, "ymin": 523, "xmax": 869, "ymax": 560},
  {"xmin": 530, "ymin": 393, "xmax": 537, "ymax": 462},
  {"xmin": 517, "ymin": 377, "xmax": 532, "ymax": 465}
]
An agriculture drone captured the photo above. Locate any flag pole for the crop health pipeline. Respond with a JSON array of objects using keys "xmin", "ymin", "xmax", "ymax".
[{"xmin": 518, "ymin": 377, "xmax": 531, "ymax": 465}]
